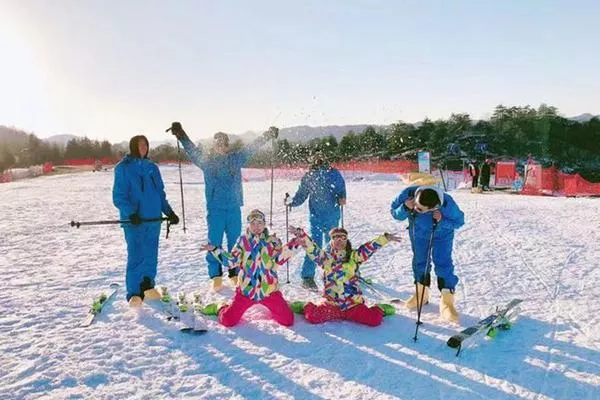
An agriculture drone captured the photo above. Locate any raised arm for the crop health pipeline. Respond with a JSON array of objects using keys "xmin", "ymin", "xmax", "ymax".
[
  {"xmin": 232, "ymin": 127, "xmax": 277, "ymax": 168},
  {"xmin": 169, "ymin": 122, "xmax": 206, "ymax": 169},
  {"xmin": 390, "ymin": 186, "xmax": 416, "ymax": 221}
]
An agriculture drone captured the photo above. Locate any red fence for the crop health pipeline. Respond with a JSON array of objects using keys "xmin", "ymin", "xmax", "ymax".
[{"xmin": 522, "ymin": 165, "xmax": 600, "ymax": 196}]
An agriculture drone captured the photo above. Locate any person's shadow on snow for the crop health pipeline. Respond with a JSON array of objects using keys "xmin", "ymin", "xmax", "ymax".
[
  {"xmin": 226, "ymin": 307, "xmax": 600, "ymax": 400},
  {"xmin": 138, "ymin": 297, "xmax": 600, "ymax": 400}
]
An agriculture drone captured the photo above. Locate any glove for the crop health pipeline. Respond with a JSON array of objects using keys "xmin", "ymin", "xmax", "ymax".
[
  {"xmin": 263, "ymin": 126, "xmax": 279, "ymax": 139},
  {"xmin": 129, "ymin": 213, "xmax": 142, "ymax": 225},
  {"xmin": 167, "ymin": 211, "xmax": 179, "ymax": 225},
  {"xmin": 169, "ymin": 122, "xmax": 186, "ymax": 140}
]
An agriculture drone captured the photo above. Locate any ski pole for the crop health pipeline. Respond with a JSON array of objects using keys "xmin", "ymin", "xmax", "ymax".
[
  {"xmin": 166, "ymin": 124, "xmax": 188, "ymax": 233},
  {"xmin": 70, "ymin": 217, "xmax": 168, "ymax": 228},
  {"xmin": 340, "ymin": 204, "xmax": 344, "ymax": 228},
  {"xmin": 269, "ymin": 137, "xmax": 275, "ymax": 229},
  {"xmin": 176, "ymin": 140, "xmax": 187, "ymax": 233},
  {"xmin": 413, "ymin": 218, "xmax": 438, "ymax": 342},
  {"xmin": 284, "ymin": 192, "xmax": 290, "ymax": 284}
]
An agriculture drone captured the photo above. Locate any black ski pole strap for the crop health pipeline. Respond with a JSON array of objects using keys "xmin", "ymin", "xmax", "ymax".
[{"xmin": 165, "ymin": 220, "xmax": 171, "ymax": 239}]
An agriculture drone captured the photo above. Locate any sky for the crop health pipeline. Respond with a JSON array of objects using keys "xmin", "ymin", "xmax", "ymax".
[{"xmin": 1, "ymin": 0, "xmax": 599, "ymax": 143}]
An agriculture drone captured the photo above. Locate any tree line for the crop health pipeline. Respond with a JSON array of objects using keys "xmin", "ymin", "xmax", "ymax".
[{"xmin": 1, "ymin": 104, "xmax": 599, "ymax": 181}]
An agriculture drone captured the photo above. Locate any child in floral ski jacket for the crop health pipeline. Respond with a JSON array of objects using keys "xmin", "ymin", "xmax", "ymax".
[
  {"xmin": 288, "ymin": 226, "xmax": 401, "ymax": 326},
  {"xmin": 202, "ymin": 209, "xmax": 300, "ymax": 327}
]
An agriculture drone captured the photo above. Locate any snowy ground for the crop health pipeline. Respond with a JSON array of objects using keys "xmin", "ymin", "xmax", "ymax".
[{"xmin": 1, "ymin": 165, "xmax": 599, "ymax": 400}]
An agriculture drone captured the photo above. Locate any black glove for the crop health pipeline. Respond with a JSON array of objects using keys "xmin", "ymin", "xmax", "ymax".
[
  {"xmin": 169, "ymin": 122, "xmax": 186, "ymax": 140},
  {"xmin": 129, "ymin": 213, "xmax": 142, "ymax": 225},
  {"xmin": 167, "ymin": 211, "xmax": 179, "ymax": 225},
  {"xmin": 263, "ymin": 126, "xmax": 279, "ymax": 139}
]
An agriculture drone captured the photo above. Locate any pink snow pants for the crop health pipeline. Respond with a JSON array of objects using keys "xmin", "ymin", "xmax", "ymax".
[
  {"xmin": 218, "ymin": 289, "xmax": 294, "ymax": 327},
  {"xmin": 304, "ymin": 302, "xmax": 384, "ymax": 326}
]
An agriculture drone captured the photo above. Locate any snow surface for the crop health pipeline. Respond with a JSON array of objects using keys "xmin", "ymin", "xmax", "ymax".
[{"xmin": 1, "ymin": 165, "xmax": 599, "ymax": 400}]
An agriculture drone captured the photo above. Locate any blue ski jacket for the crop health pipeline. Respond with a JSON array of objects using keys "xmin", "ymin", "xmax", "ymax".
[
  {"xmin": 179, "ymin": 136, "xmax": 263, "ymax": 210},
  {"xmin": 290, "ymin": 166, "xmax": 346, "ymax": 222},
  {"xmin": 113, "ymin": 155, "xmax": 173, "ymax": 220},
  {"xmin": 390, "ymin": 185, "xmax": 464, "ymax": 240}
]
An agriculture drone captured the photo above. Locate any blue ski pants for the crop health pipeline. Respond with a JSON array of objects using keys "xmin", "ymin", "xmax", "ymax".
[{"xmin": 206, "ymin": 207, "xmax": 242, "ymax": 278}]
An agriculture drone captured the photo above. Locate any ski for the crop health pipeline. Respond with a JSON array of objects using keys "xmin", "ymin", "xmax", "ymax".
[
  {"xmin": 159, "ymin": 287, "xmax": 207, "ymax": 334},
  {"xmin": 358, "ymin": 277, "xmax": 403, "ymax": 304},
  {"xmin": 81, "ymin": 283, "xmax": 120, "ymax": 327},
  {"xmin": 447, "ymin": 299, "xmax": 523, "ymax": 355}
]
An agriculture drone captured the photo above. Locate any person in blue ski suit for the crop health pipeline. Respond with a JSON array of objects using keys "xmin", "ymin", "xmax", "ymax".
[
  {"xmin": 288, "ymin": 154, "xmax": 346, "ymax": 289},
  {"xmin": 169, "ymin": 122, "xmax": 277, "ymax": 291},
  {"xmin": 390, "ymin": 185, "xmax": 464, "ymax": 322},
  {"xmin": 113, "ymin": 135, "xmax": 179, "ymax": 306}
]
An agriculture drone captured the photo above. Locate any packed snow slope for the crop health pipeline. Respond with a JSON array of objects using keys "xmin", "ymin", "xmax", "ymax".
[{"xmin": 1, "ymin": 165, "xmax": 599, "ymax": 399}]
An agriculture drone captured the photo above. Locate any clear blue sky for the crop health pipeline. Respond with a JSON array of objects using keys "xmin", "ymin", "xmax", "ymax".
[{"xmin": 1, "ymin": 0, "xmax": 598, "ymax": 143}]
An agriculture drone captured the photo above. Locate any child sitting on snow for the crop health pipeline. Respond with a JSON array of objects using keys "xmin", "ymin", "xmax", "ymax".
[
  {"xmin": 201, "ymin": 209, "xmax": 299, "ymax": 327},
  {"xmin": 287, "ymin": 226, "xmax": 401, "ymax": 326}
]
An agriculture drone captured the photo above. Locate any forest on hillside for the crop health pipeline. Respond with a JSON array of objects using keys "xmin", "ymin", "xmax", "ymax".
[{"xmin": 1, "ymin": 104, "xmax": 599, "ymax": 181}]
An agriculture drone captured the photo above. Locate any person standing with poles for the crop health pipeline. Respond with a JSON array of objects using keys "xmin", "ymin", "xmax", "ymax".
[
  {"xmin": 168, "ymin": 122, "xmax": 278, "ymax": 292},
  {"xmin": 113, "ymin": 135, "xmax": 179, "ymax": 307},
  {"xmin": 390, "ymin": 185, "xmax": 464, "ymax": 324},
  {"xmin": 286, "ymin": 152, "xmax": 346, "ymax": 290}
]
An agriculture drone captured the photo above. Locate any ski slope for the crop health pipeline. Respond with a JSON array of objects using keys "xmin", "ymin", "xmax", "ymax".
[{"xmin": 1, "ymin": 165, "xmax": 599, "ymax": 399}]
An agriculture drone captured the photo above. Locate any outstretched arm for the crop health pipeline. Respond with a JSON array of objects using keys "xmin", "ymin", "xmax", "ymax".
[
  {"xmin": 352, "ymin": 233, "xmax": 400, "ymax": 264},
  {"xmin": 287, "ymin": 226, "xmax": 329, "ymax": 265},
  {"xmin": 289, "ymin": 175, "xmax": 310, "ymax": 207},
  {"xmin": 203, "ymin": 240, "xmax": 243, "ymax": 270}
]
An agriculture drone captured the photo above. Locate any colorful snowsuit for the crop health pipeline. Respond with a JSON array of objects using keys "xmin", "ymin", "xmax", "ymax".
[
  {"xmin": 113, "ymin": 155, "xmax": 173, "ymax": 300},
  {"xmin": 390, "ymin": 185, "xmax": 464, "ymax": 291},
  {"xmin": 297, "ymin": 233, "xmax": 390, "ymax": 326},
  {"xmin": 178, "ymin": 136, "xmax": 262, "ymax": 279},
  {"xmin": 210, "ymin": 230, "xmax": 299, "ymax": 327},
  {"xmin": 289, "ymin": 166, "xmax": 346, "ymax": 279}
]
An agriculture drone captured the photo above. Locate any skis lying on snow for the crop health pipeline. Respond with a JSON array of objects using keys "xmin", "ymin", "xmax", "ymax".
[
  {"xmin": 159, "ymin": 287, "xmax": 208, "ymax": 334},
  {"xmin": 81, "ymin": 283, "xmax": 120, "ymax": 327},
  {"xmin": 358, "ymin": 276, "xmax": 403, "ymax": 304},
  {"xmin": 447, "ymin": 298, "xmax": 523, "ymax": 356}
]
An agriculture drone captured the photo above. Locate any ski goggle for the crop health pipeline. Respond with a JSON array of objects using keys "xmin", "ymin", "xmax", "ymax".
[
  {"xmin": 330, "ymin": 227, "xmax": 348, "ymax": 240},
  {"xmin": 414, "ymin": 204, "xmax": 439, "ymax": 214},
  {"xmin": 246, "ymin": 210, "xmax": 266, "ymax": 223}
]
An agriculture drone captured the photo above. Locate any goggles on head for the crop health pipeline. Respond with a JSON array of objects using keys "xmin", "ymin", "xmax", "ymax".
[
  {"xmin": 329, "ymin": 227, "xmax": 348, "ymax": 240},
  {"xmin": 246, "ymin": 209, "xmax": 266, "ymax": 223}
]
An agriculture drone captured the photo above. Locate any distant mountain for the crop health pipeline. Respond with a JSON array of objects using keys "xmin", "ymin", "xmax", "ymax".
[
  {"xmin": 0, "ymin": 125, "xmax": 29, "ymax": 144},
  {"xmin": 43, "ymin": 134, "xmax": 79, "ymax": 147},
  {"xmin": 570, "ymin": 113, "xmax": 599, "ymax": 123}
]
